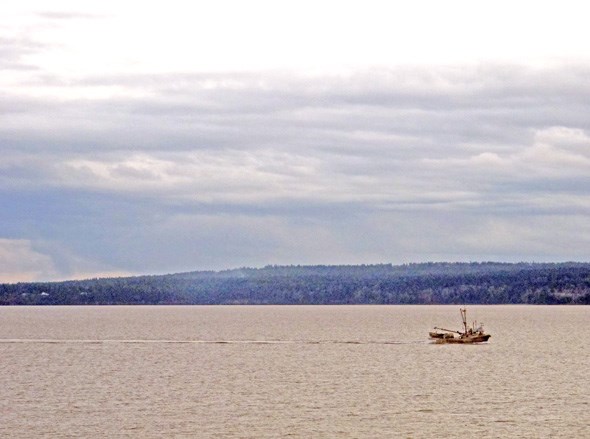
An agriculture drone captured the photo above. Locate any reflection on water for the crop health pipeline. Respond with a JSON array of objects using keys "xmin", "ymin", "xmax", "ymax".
[{"xmin": 1, "ymin": 305, "xmax": 588, "ymax": 438}]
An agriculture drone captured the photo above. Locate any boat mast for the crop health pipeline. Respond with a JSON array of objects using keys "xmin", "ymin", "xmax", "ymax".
[{"xmin": 460, "ymin": 307, "xmax": 468, "ymax": 334}]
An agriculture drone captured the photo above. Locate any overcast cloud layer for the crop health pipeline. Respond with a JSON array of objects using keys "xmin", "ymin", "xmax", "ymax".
[{"xmin": 2, "ymin": 2, "xmax": 590, "ymax": 281}]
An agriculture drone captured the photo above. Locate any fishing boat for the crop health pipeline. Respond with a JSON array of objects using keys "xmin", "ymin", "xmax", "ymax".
[{"xmin": 429, "ymin": 308, "xmax": 491, "ymax": 344}]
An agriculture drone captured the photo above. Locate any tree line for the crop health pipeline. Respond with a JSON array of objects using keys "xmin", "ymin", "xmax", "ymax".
[{"xmin": 1, "ymin": 262, "xmax": 590, "ymax": 305}]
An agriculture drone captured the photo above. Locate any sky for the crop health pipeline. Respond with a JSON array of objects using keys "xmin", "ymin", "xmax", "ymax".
[{"xmin": 2, "ymin": 1, "xmax": 590, "ymax": 282}]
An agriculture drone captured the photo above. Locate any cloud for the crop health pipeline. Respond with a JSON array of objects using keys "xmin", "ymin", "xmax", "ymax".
[
  {"xmin": 3, "ymin": 1, "xmax": 590, "ymax": 282},
  {"xmin": 3, "ymin": 64, "xmax": 590, "ymax": 279},
  {"xmin": 0, "ymin": 239, "xmax": 56, "ymax": 282},
  {"xmin": 36, "ymin": 11, "xmax": 105, "ymax": 20},
  {"xmin": 0, "ymin": 36, "xmax": 45, "ymax": 70},
  {"xmin": 0, "ymin": 234, "xmax": 135, "ymax": 282},
  {"xmin": 4, "ymin": 66, "xmax": 590, "ymax": 212}
]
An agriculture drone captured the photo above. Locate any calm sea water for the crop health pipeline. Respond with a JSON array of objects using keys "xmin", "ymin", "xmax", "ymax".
[{"xmin": 1, "ymin": 305, "xmax": 588, "ymax": 438}]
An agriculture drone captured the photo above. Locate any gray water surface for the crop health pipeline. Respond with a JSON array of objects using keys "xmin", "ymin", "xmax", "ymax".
[{"xmin": 1, "ymin": 305, "xmax": 588, "ymax": 438}]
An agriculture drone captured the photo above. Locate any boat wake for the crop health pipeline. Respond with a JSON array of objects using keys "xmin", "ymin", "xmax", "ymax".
[{"xmin": 0, "ymin": 338, "xmax": 427, "ymax": 345}]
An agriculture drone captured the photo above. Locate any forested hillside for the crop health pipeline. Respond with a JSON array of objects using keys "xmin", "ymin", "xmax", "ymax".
[{"xmin": 1, "ymin": 262, "xmax": 590, "ymax": 305}]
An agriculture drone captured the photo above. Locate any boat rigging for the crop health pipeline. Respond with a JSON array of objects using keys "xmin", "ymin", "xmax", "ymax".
[{"xmin": 429, "ymin": 307, "xmax": 491, "ymax": 344}]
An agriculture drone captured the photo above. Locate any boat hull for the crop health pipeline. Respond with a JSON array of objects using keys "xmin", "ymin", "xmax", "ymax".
[
  {"xmin": 429, "ymin": 332, "xmax": 454, "ymax": 340},
  {"xmin": 434, "ymin": 334, "xmax": 491, "ymax": 344}
]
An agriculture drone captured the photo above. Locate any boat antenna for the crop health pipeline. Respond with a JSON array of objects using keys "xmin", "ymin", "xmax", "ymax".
[{"xmin": 460, "ymin": 307, "xmax": 468, "ymax": 334}]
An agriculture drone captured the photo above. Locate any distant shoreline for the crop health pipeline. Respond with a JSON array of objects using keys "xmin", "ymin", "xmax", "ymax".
[{"xmin": 2, "ymin": 262, "xmax": 590, "ymax": 306}]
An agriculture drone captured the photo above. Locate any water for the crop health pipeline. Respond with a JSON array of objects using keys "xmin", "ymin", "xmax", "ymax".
[{"xmin": 1, "ymin": 305, "xmax": 588, "ymax": 438}]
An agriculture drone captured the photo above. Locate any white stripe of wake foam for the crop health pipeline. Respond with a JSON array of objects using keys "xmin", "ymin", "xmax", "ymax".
[{"xmin": 0, "ymin": 339, "xmax": 422, "ymax": 345}]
